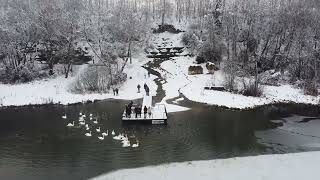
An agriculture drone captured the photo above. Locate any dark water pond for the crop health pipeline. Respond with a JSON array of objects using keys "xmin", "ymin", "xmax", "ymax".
[{"xmin": 0, "ymin": 100, "xmax": 319, "ymax": 180}]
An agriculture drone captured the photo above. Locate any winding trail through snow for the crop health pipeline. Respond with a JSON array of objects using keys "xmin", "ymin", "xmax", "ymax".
[{"xmin": 142, "ymin": 31, "xmax": 194, "ymax": 111}]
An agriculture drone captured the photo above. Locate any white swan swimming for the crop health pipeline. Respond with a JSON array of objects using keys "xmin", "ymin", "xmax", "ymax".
[
  {"xmin": 79, "ymin": 112, "xmax": 83, "ymax": 116},
  {"xmin": 90, "ymin": 113, "xmax": 93, "ymax": 117},
  {"xmin": 93, "ymin": 119, "xmax": 98, "ymax": 124},
  {"xmin": 79, "ymin": 120, "xmax": 85, "ymax": 125},
  {"xmin": 121, "ymin": 134, "xmax": 128, "ymax": 141},
  {"xmin": 67, "ymin": 121, "xmax": 75, "ymax": 127},
  {"xmin": 85, "ymin": 124, "xmax": 90, "ymax": 130},
  {"xmin": 113, "ymin": 133, "xmax": 124, "ymax": 140},
  {"xmin": 122, "ymin": 138, "xmax": 131, "ymax": 147},
  {"xmin": 85, "ymin": 131, "xmax": 92, "ymax": 137},
  {"xmin": 79, "ymin": 116, "xmax": 84, "ymax": 122},
  {"xmin": 132, "ymin": 140, "xmax": 139, "ymax": 148},
  {"xmin": 62, "ymin": 114, "xmax": 67, "ymax": 119},
  {"xmin": 102, "ymin": 130, "xmax": 108, "ymax": 136},
  {"xmin": 96, "ymin": 127, "xmax": 101, "ymax": 132},
  {"xmin": 111, "ymin": 130, "xmax": 115, "ymax": 136},
  {"xmin": 98, "ymin": 134, "xmax": 105, "ymax": 140},
  {"xmin": 82, "ymin": 114, "xmax": 86, "ymax": 118}
]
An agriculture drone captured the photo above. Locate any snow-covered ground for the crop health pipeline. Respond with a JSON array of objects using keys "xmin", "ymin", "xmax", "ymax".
[
  {"xmin": 181, "ymin": 66, "xmax": 320, "ymax": 109},
  {"xmin": 1, "ymin": 28, "xmax": 319, "ymax": 110},
  {"xmin": 149, "ymin": 32, "xmax": 320, "ymax": 110},
  {"xmin": 91, "ymin": 151, "xmax": 320, "ymax": 180},
  {"xmin": 0, "ymin": 58, "xmax": 157, "ymax": 107}
]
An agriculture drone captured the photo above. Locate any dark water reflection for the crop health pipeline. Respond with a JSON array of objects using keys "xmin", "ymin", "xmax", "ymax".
[{"xmin": 0, "ymin": 101, "xmax": 319, "ymax": 180}]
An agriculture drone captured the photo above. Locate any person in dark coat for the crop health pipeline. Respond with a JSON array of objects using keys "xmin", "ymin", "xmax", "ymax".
[
  {"xmin": 137, "ymin": 84, "xmax": 141, "ymax": 93},
  {"xmin": 115, "ymin": 88, "xmax": 119, "ymax": 95},
  {"xmin": 113, "ymin": 88, "xmax": 116, "ymax": 96},
  {"xmin": 134, "ymin": 106, "xmax": 138, "ymax": 118},
  {"xmin": 143, "ymin": 106, "xmax": 148, "ymax": 118},
  {"xmin": 125, "ymin": 105, "xmax": 130, "ymax": 118},
  {"xmin": 145, "ymin": 85, "xmax": 150, "ymax": 96},
  {"xmin": 147, "ymin": 107, "xmax": 152, "ymax": 118},
  {"xmin": 144, "ymin": 83, "xmax": 150, "ymax": 96},
  {"xmin": 138, "ymin": 106, "xmax": 142, "ymax": 118},
  {"xmin": 128, "ymin": 101, "xmax": 133, "ymax": 109}
]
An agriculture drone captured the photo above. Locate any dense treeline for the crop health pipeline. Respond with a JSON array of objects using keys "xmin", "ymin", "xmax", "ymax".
[
  {"xmin": 181, "ymin": 0, "xmax": 320, "ymax": 96},
  {"xmin": 0, "ymin": 0, "xmax": 155, "ymax": 85},
  {"xmin": 223, "ymin": 0, "xmax": 320, "ymax": 96},
  {"xmin": 0, "ymin": 0, "xmax": 319, "ymax": 95}
]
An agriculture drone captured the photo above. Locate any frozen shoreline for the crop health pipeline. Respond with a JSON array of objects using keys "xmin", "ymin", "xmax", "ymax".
[
  {"xmin": 0, "ymin": 58, "xmax": 157, "ymax": 108},
  {"xmin": 158, "ymin": 54, "xmax": 319, "ymax": 110},
  {"xmin": 91, "ymin": 151, "xmax": 320, "ymax": 180}
]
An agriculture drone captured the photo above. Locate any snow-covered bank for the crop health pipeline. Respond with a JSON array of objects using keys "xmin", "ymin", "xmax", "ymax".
[
  {"xmin": 91, "ymin": 151, "xmax": 320, "ymax": 180},
  {"xmin": 158, "ymin": 52, "xmax": 319, "ymax": 110},
  {"xmin": 0, "ymin": 58, "xmax": 157, "ymax": 107},
  {"xmin": 146, "ymin": 30, "xmax": 320, "ymax": 110},
  {"xmin": 181, "ymin": 70, "xmax": 320, "ymax": 109}
]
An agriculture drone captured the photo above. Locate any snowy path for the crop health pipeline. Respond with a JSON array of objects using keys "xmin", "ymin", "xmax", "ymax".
[
  {"xmin": 142, "ymin": 95, "xmax": 152, "ymax": 108},
  {"xmin": 91, "ymin": 151, "xmax": 320, "ymax": 180}
]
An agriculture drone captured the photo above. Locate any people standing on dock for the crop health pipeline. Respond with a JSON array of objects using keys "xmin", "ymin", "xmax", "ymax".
[
  {"xmin": 129, "ymin": 101, "xmax": 133, "ymax": 108},
  {"xmin": 125, "ymin": 105, "xmax": 131, "ymax": 118},
  {"xmin": 147, "ymin": 107, "xmax": 152, "ymax": 118},
  {"xmin": 137, "ymin": 84, "xmax": 141, "ymax": 93},
  {"xmin": 134, "ymin": 106, "xmax": 138, "ymax": 118},
  {"xmin": 128, "ymin": 101, "xmax": 133, "ymax": 115},
  {"xmin": 138, "ymin": 106, "xmax": 142, "ymax": 118},
  {"xmin": 143, "ymin": 106, "xmax": 148, "ymax": 118},
  {"xmin": 134, "ymin": 105, "xmax": 142, "ymax": 118}
]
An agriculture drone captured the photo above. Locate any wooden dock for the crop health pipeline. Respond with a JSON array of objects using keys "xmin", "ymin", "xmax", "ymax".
[{"xmin": 122, "ymin": 95, "xmax": 168, "ymax": 124}]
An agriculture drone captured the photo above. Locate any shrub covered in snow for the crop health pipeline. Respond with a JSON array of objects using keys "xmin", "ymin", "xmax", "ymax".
[
  {"xmin": 188, "ymin": 66, "xmax": 203, "ymax": 75},
  {"xmin": 152, "ymin": 24, "xmax": 183, "ymax": 34},
  {"xmin": 206, "ymin": 63, "xmax": 219, "ymax": 74},
  {"xmin": 182, "ymin": 32, "xmax": 199, "ymax": 54},
  {"xmin": 70, "ymin": 66, "xmax": 127, "ymax": 94},
  {"xmin": 241, "ymin": 79, "xmax": 263, "ymax": 97},
  {"xmin": 304, "ymin": 82, "xmax": 318, "ymax": 96},
  {"xmin": 0, "ymin": 61, "xmax": 48, "ymax": 84},
  {"xmin": 224, "ymin": 74, "xmax": 237, "ymax": 92},
  {"xmin": 197, "ymin": 42, "xmax": 224, "ymax": 65}
]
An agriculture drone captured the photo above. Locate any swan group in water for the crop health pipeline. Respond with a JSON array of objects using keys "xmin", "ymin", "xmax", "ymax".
[{"xmin": 64, "ymin": 112, "xmax": 140, "ymax": 148}]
